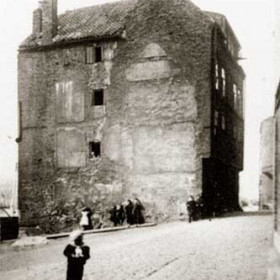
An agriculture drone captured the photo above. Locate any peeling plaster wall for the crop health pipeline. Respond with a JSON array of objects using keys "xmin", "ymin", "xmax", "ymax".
[
  {"xmin": 112, "ymin": 0, "xmax": 213, "ymax": 218},
  {"xmin": 18, "ymin": 0, "xmax": 213, "ymax": 231},
  {"xmin": 18, "ymin": 42, "xmax": 124, "ymax": 230}
]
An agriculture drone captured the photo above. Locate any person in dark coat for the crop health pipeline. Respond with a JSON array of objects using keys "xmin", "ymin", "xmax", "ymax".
[
  {"xmin": 63, "ymin": 230, "xmax": 90, "ymax": 280},
  {"xmin": 116, "ymin": 204, "xmax": 126, "ymax": 226},
  {"xmin": 125, "ymin": 199, "xmax": 134, "ymax": 225},
  {"xmin": 186, "ymin": 196, "xmax": 196, "ymax": 223},
  {"xmin": 133, "ymin": 198, "xmax": 145, "ymax": 225},
  {"xmin": 109, "ymin": 205, "xmax": 118, "ymax": 226}
]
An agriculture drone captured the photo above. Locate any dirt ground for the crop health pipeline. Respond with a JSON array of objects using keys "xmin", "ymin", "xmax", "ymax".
[{"xmin": 0, "ymin": 213, "xmax": 272, "ymax": 280}]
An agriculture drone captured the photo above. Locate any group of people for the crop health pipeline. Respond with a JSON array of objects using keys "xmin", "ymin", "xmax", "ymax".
[
  {"xmin": 109, "ymin": 198, "xmax": 145, "ymax": 226},
  {"xmin": 79, "ymin": 198, "xmax": 146, "ymax": 232},
  {"xmin": 65, "ymin": 198, "xmax": 145, "ymax": 280}
]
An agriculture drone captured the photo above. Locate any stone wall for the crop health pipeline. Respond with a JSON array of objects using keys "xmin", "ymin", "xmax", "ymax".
[
  {"xmin": 18, "ymin": 0, "xmax": 214, "ymax": 232},
  {"xmin": 18, "ymin": 43, "xmax": 124, "ymax": 232}
]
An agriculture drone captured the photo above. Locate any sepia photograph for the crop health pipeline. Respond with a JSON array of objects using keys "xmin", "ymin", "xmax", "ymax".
[{"xmin": 0, "ymin": 0, "xmax": 279, "ymax": 279}]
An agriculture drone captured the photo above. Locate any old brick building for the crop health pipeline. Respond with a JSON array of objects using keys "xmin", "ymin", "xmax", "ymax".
[{"xmin": 18, "ymin": 0, "xmax": 245, "ymax": 232}]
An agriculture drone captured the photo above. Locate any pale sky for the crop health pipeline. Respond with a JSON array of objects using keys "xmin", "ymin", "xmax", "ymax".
[{"xmin": 0, "ymin": 0, "xmax": 276, "ymax": 200}]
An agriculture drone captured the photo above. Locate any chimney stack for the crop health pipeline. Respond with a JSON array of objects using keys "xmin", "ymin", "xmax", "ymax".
[
  {"xmin": 40, "ymin": 0, "xmax": 58, "ymax": 44},
  {"xmin": 33, "ymin": 8, "xmax": 42, "ymax": 34}
]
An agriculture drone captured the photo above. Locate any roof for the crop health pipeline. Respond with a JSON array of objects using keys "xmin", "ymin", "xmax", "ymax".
[
  {"xmin": 204, "ymin": 11, "xmax": 240, "ymax": 49},
  {"xmin": 20, "ymin": 1, "xmax": 238, "ymax": 51},
  {"xmin": 20, "ymin": 0, "xmax": 137, "ymax": 49}
]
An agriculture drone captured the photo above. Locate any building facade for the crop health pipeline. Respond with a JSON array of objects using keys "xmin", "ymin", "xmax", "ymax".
[
  {"xmin": 18, "ymin": 0, "xmax": 245, "ymax": 232},
  {"xmin": 259, "ymin": 117, "xmax": 274, "ymax": 210},
  {"xmin": 268, "ymin": 83, "xmax": 280, "ymax": 279},
  {"xmin": 267, "ymin": 1, "xmax": 280, "ymax": 278},
  {"xmin": 203, "ymin": 11, "xmax": 245, "ymax": 214}
]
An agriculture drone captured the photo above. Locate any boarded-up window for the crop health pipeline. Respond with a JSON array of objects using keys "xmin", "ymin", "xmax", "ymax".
[
  {"xmin": 55, "ymin": 81, "xmax": 84, "ymax": 123},
  {"xmin": 57, "ymin": 128, "xmax": 86, "ymax": 167},
  {"xmin": 86, "ymin": 46, "xmax": 94, "ymax": 64}
]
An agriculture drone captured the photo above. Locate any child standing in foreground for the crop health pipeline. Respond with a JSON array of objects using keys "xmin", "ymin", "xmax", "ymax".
[{"xmin": 63, "ymin": 230, "xmax": 90, "ymax": 280}]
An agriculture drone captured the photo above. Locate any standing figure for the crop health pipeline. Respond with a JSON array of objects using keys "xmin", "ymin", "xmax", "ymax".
[
  {"xmin": 79, "ymin": 207, "xmax": 93, "ymax": 231},
  {"xmin": 125, "ymin": 199, "xmax": 134, "ymax": 225},
  {"xmin": 186, "ymin": 196, "xmax": 196, "ymax": 223},
  {"xmin": 133, "ymin": 198, "xmax": 145, "ymax": 225},
  {"xmin": 109, "ymin": 205, "xmax": 118, "ymax": 227},
  {"xmin": 195, "ymin": 195, "xmax": 203, "ymax": 221},
  {"xmin": 63, "ymin": 230, "xmax": 90, "ymax": 280},
  {"xmin": 92, "ymin": 212, "xmax": 103, "ymax": 229},
  {"xmin": 116, "ymin": 204, "xmax": 126, "ymax": 226}
]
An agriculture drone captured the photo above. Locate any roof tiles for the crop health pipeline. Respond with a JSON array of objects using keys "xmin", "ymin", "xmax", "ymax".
[{"xmin": 20, "ymin": 0, "xmax": 136, "ymax": 48}]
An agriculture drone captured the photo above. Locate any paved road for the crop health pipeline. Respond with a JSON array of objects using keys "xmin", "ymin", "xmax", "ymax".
[{"xmin": 0, "ymin": 213, "xmax": 272, "ymax": 280}]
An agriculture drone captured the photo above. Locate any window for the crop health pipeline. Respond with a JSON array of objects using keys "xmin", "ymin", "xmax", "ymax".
[
  {"xmin": 95, "ymin": 46, "xmax": 102, "ymax": 62},
  {"xmin": 55, "ymin": 81, "xmax": 84, "ymax": 123},
  {"xmin": 92, "ymin": 89, "xmax": 104, "ymax": 106},
  {"xmin": 213, "ymin": 127, "xmax": 217, "ymax": 135},
  {"xmin": 86, "ymin": 46, "xmax": 94, "ymax": 64},
  {"xmin": 215, "ymin": 63, "xmax": 219, "ymax": 90},
  {"xmin": 221, "ymin": 115, "xmax": 226, "ymax": 130},
  {"xmin": 237, "ymin": 90, "xmax": 242, "ymax": 115},
  {"xmin": 233, "ymin": 84, "xmax": 237, "ymax": 109},
  {"xmin": 214, "ymin": 110, "xmax": 219, "ymax": 127},
  {"xmin": 89, "ymin": 141, "xmax": 101, "ymax": 158},
  {"xmin": 85, "ymin": 46, "xmax": 102, "ymax": 64},
  {"xmin": 221, "ymin": 68, "xmax": 226, "ymax": 96},
  {"xmin": 228, "ymin": 42, "xmax": 233, "ymax": 56},
  {"xmin": 224, "ymin": 38, "xmax": 228, "ymax": 46}
]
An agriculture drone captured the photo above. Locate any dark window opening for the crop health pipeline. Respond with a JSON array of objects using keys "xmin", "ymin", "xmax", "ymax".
[
  {"xmin": 95, "ymin": 46, "xmax": 102, "ymax": 62},
  {"xmin": 92, "ymin": 89, "xmax": 104, "ymax": 106},
  {"xmin": 221, "ymin": 115, "xmax": 226, "ymax": 130},
  {"xmin": 89, "ymin": 141, "xmax": 101, "ymax": 158}
]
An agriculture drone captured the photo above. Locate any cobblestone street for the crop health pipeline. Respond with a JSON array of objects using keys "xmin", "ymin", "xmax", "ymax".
[{"xmin": 0, "ymin": 213, "xmax": 272, "ymax": 280}]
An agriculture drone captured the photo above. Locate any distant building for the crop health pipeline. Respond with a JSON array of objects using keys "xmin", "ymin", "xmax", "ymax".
[
  {"xmin": 18, "ymin": 0, "xmax": 245, "ymax": 232},
  {"xmin": 259, "ymin": 117, "xmax": 274, "ymax": 210},
  {"xmin": 268, "ymin": 82, "xmax": 280, "ymax": 279}
]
